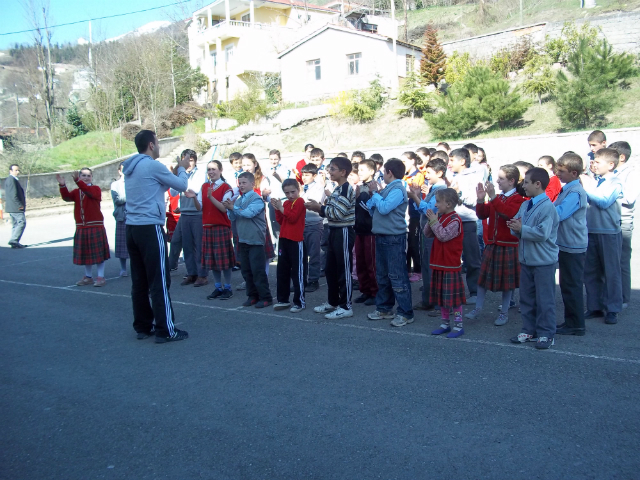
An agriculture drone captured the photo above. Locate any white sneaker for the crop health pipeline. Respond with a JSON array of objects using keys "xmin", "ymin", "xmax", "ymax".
[
  {"xmin": 237, "ymin": 281, "xmax": 246, "ymax": 291},
  {"xmin": 622, "ymin": 303, "xmax": 629, "ymax": 310},
  {"xmin": 290, "ymin": 305, "xmax": 305, "ymax": 313},
  {"xmin": 273, "ymin": 302, "xmax": 291, "ymax": 311},
  {"xmin": 494, "ymin": 313, "xmax": 509, "ymax": 326},
  {"xmin": 325, "ymin": 307, "xmax": 353, "ymax": 319},
  {"xmin": 465, "ymin": 308, "xmax": 480, "ymax": 320},
  {"xmin": 367, "ymin": 310, "xmax": 395, "ymax": 321},
  {"xmin": 466, "ymin": 295, "xmax": 477, "ymax": 304},
  {"xmin": 390, "ymin": 315, "xmax": 414, "ymax": 327},
  {"xmin": 314, "ymin": 303, "xmax": 336, "ymax": 314}
]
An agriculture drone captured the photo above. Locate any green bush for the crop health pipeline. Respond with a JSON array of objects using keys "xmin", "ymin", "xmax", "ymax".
[
  {"xmin": 398, "ymin": 72, "xmax": 433, "ymax": 118},
  {"xmin": 215, "ymin": 87, "xmax": 276, "ymax": 125},
  {"xmin": 425, "ymin": 87, "xmax": 478, "ymax": 139},
  {"xmin": 444, "ymin": 51, "xmax": 472, "ymax": 85},
  {"xmin": 522, "ymin": 55, "xmax": 556, "ymax": 105},
  {"xmin": 489, "ymin": 37, "xmax": 536, "ymax": 78},
  {"xmin": 329, "ymin": 79, "xmax": 387, "ymax": 123},
  {"xmin": 544, "ymin": 21, "xmax": 600, "ymax": 65}
]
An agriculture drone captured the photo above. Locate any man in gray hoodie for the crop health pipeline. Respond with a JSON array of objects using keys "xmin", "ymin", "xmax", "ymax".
[{"xmin": 123, "ymin": 130, "xmax": 190, "ymax": 343}]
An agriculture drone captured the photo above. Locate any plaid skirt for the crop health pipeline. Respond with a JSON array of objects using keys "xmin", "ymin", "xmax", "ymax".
[
  {"xmin": 202, "ymin": 225, "xmax": 236, "ymax": 271},
  {"xmin": 115, "ymin": 221, "xmax": 129, "ymax": 259},
  {"xmin": 478, "ymin": 244, "xmax": 519, "ymax": 292},
  {"xmin": 430, "ymin": 269, "xmax": 467, "ymax": 309},
  {"xmin": 73, "ymin": 226, "xmax": 110, "ymax": 265},
  {"xmin": 265, "ymin": 227, "xmax": 275, "ymax": 260}
]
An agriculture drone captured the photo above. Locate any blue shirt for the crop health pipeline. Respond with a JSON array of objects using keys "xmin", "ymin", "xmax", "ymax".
[
  {"xmin": 367, "ymin": 179, "xmax": 405, "ymax": 215},
  {"xmin": 585, "ymin": 172, "xmax": 623, "ymax": 209},
  {"xmin": 417, "ymin": 181, "xmax": 447, "ymax": 215},
  {"xmin": 554, "ymin": 180, "xmax": 581, "ymax": 221}
]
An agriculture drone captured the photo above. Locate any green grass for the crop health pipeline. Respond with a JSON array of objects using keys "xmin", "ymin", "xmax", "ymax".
[{"xmin": 171, "ymin": 118, "xmax": 206, "ymax": 137}]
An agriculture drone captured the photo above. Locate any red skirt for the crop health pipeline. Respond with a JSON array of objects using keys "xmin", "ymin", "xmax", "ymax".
[
  {"xmin": 429, "ymin": 269, "xmax": 466, "ymax": 309},
  {"xmin": 73, "ymin": 225, "xmax": 110, "ymax": 265},
  {"xmin": 478, "ymin": 244, "xmax": 519, "ymax": 291},
  {"xmin": 202, "ymin": 225, "xmax": 236, "ymax": 271}
]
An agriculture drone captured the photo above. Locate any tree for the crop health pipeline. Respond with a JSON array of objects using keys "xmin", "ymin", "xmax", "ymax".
[
  {"xmin": 544, "ymin": 21, "xmax": 600, "ymax": 65},
  {"xmin": 398, "ymin": 71, "xmax": 432, "ymax": 118},
  {"xmin": 420, "ymin": 23, "xmax": 447, "ymax": 87},
  {"xmin": 425, "ymin": 86, "xmax": 478, "ymax": 139},
  {"xmin": 66, "ymin": 104, "xmax": 88, "ymax": 137},
  {"xmin": 444, "ymin": 51, "xmax": 471, "ymax": 85},
  {"xmin": 522, "ymin": 55, "xmax": 556, "ymax": 105}
]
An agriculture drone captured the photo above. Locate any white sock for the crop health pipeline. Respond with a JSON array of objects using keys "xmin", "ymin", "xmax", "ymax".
[
  {"xmin": 84, "ymin": 265, "xmax": 92, "ymax": 278},
  {"xmin": 96, "ymin": 262, "xmax": 105, "ymax": 278}
]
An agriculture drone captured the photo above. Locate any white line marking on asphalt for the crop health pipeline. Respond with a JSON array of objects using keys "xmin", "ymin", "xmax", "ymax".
[
  {"xmin": 0, "ymin": 254, "xmax": 69, "ymax": 268},
  {"xmin": 2, "ymin": 277, "xmax": 639, "ymax": 366}
]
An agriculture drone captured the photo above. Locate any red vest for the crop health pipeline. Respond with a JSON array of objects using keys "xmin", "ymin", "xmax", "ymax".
[
  {"xmin": 202, "ymin": 182, "xmax": 231, "ymax": 228},
  {"xmin": 430, "ymin": 211, "xmax": 464, "ymax": 271}
]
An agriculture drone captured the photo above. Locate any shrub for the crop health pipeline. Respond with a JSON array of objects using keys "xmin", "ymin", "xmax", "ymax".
[
  {"xmin": 522, "ymin": 55, "xmax": 556, "ymax": 105},
  {"xmin": 425, "ymin": 86, "xmax": 478, "ymax": 139},
  {"xmin": 489, "ymin": 37, "xmax": 536, "ymax": 78},
  {"xmin": 215, "ymin": 87, "xmax": 276, "ymax": 125},
  {"xmin": 398, "ymin": 71, "xmax": 433, "ymax": 118},
  {"xmin": 544, "ymin": 21, "xmax": 600, "ymax": 65},
  {"xmin": 330, "ymin": 78, "xmax": 387, "ymax": 123},
  {"xmin": 121, "ymin": 123, "xmax": 141, "ymax": 141},
  {"xmin": 444, "ymin": 51, "xmax": 472, "ymax": 85},
  {"xmin": 65, "ymin": 104, "xmax": 89, "ymax": 138}
]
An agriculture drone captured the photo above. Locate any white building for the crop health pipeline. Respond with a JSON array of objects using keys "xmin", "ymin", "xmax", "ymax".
[{"xmin": 278, "ymin": 24, "xmax": 422, "ymax": 103}]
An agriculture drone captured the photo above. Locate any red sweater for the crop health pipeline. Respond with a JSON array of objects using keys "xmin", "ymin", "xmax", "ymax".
[
  {"xmin": 294, "ymin": 159, "xmax": 306, "ymax": 184},
  {"xmin": 275, "ymin": 198, "xmax": 306, "ymax": 241},
  {"xmin": 60, "ymin": 180, "xmax": 104, "ymax": 228},
  {"xmin": 430, "ymin": 211, "xmax": 464, "ymax": 271},
  {"xmin": 202, "ymin": 182, "xmax": 231, "ymax": 228},
  {"xmin": 476, "ymin": 192, "xmax": 526, "ymax": 247},
  {"xmin": 545, "ymin": 175, "xmax": 562, "ymax": 202}
]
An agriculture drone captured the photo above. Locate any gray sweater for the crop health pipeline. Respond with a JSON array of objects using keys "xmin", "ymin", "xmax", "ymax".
[
  {"xmin": 371, "ymin": 179, "xmax": 408, "ymax": 236},
  {"xmin": 511, "ymin": 194, "xmax": 559, "ymax": 266},
  {"xmin": 227, "ymin": 191, "xmax": 266, "ymax": 246},
  {"xmin": 110, "ymin": 177, "xmax": 127, "ymax": 222}
]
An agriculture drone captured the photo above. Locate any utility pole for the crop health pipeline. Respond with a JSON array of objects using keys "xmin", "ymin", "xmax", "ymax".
[
  {"xmin": 390, "ymin": 0, "xmax": 399, "ymax": 91},
  {"xmin": 88, "ymin": 20, "xmax": 93, "ymax": 67},
  {"xmin": 15, "ymin": 92, "xmax": 19, "ymax": 127}
]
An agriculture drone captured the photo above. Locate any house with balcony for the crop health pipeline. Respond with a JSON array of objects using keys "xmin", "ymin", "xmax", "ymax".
[{"xmin": 188, "ymin": 0, "xmax": 337, "ymax": 103}]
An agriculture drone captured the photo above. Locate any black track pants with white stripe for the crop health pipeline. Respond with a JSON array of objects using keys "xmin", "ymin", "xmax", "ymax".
[
  {"xmin": 276, "ymin": 238, "xmax": 307, "ymax": 308},
  {"xmin": 126, "ymin": 224, "xmax": 176, "ymax": 338},
  {"xmin": 325, "ymin": 226, "xmax": 355, "ymax": 310}
]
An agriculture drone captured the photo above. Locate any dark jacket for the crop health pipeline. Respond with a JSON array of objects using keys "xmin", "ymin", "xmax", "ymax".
[
  {"xmin": 4, "ymin": 175, "xmax": 26, "ymax": 213},
  {"xmin": 355, "ymin": 180, "xmax": 378, "ymax": 235}
]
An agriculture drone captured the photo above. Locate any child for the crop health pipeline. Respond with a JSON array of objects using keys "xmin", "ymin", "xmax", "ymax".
[
  {"xmin": 371, "ymin": 154, "xmax": 385, "ymax": 186},
  {"xmin": 402, "ymin": 151, "xmax": 424, "ymax": 282},
  {"xmin": 582, "ymin": 148, "xmax": 624, "ymax": 324},
  {"xmin": 166, "ymin": 186, "xmax": 182, "ymax": 271},
  {"xmin": 465, "ymin": 164, "xmax": 525, "ymax": 326},
  {"xmin": 424, "ymin": 188, "xmax": 466, "ymax": 338},
  {"xmin": 351, "ymin": 151, "xmax": 366, "ymax": 163},
  {"xmin": 300, "ymin": 163, "xmax": 326, "ymax": 293},
  {"xmin": 294, "ymin": 143, "xmax": 315, "ymax": 184},
  {"xmin": 110, "ymin": 162, "xmax": 129, "ymax": 277},
  {"xmin": 416, "ymin": 147, "xmax": 431, "ymax": 172},
  {"xmin": 197, "ymin": 160, "xmax": 235, "ymax": 300},
  {"xmin": 610, "ymin": 141, "xmax": 637, "ymax": 309},
  {"xmin": 408, "ymin": 158, "xmax": 447, "ymax": 312},
  {"xmin": 306, "ymin": 148, "xmax": 331, "ymax": 276},
  {"xmin": 554, "ymin": 153, "xmax": 588, "ymax": 335},
  {"xmin": 507, "ymin": 168, "xmax": 559, "ymax": 349},
  {"xmin": 264, "ymin": 149, "xmax": 289, "ymax": 254},
  {"xmin": 587, "ymin": 130, "xmax": 607, "ymax": 162},
  {"xmin": 229, "ymin": 151, "xmax": 243, "ymax": 271},
  {"xmin": 272, "ymin": 179, "xmax": 307, "ymax": 312},
  {"xmin": 537, "ymin": 155, "xmax": 562, "ymax": 202},
  {"xmin": 56, "ymin": 168, "xmax": 110, "ymax": 287},
  {"xmin": 513, "ymin": 161, "xmax": 534, "ymax": 198},
  {"xmin": 306, "ymin": 156, "xmax": 356, "ymax": 319},
  {"xmin": 463, "ymin": 143, "xmax": 489, "ymax": 183},
  {"xmin": 224, "ymin": 172, "xmax": 273, "ymax": 308},
  {"xmin": 366, "ymin": 158, "xmax": 413, "ymax": 326},
  {"xmin": 354, "ymin": 159, "xmax": 379, "ymax": 306},
  {"xmin": 436, "ymin": 142, "xmax": 451, "ymax": 155},
  {"xmin": 348, "ymin": 164, "xmax": 361, "ymax": 287}
]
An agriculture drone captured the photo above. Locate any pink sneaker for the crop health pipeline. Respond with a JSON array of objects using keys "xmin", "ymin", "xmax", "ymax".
[
  {"xmin": 93, "ymin": 277, "xmax": 106, "ymax": 287},
  {"xmin": 409, "ymin": 273, "xmax": 422, "ymax": 282}
]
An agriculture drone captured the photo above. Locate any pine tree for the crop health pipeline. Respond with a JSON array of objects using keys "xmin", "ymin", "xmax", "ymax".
[{"xmin": 420, "ymin": 24, "xmax": 447, "ymax": 87}]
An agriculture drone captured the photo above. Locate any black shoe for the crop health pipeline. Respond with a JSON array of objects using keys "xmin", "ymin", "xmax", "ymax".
[
  {"xmin": 556, "ymin": 322, "xmax": 566, "ymax": 329},
  {"xmin": 255, "ymin": 300, "xmax": 273, "ymax": 309},
  {"xmin": 242, "ymin": 297, "xmax": 259, "ymax": 307},
  {"xmin": 413, "ymin": 302, "xmax": 435, "ymax": 311},
  {"xmin": 556, "ymin": 326, "xmax": 586, "ymax": 336},
  {"xmin": 9, "ymin": 242, "xmax": 26, "ymax": 249},
  {"xmin": 181, "ymin": 275, "xmax": 197, "ymax": 286},
  {"xmin": 320, "ymin": 270, "xmax": 326, "ymax": 277},
  {"xmin": 352, "ymin": 280, "xmax": 360, "ymax": 290},
  {"xmin": 218, "ymin": 289, "xmax": 233, "ymax": 300},
  {"xmin": 207, "ymin": 288, "xmax": 224, "ymax": 300},
  {"xmin": 364, "ymin": 296, "xmax": 376, "ymax": 306},
  {"xmin": 584, "ymin": 310, "xmax": 605, "ymax": 319},
  {"xmin": 155, "ymin": 329, "xmax": 189, "ymax": 343},
  {"xmin": 306, "ymin": 281, "xmax": 319, "ymax": 293},
  {"xmin": 170, "ymin": 266, "xmax": 178, "ymax": 272},
  {"xmin": 354, "ymin": 293, "xmax": 370, "ymax": 303},
  {"xmin": 605, "ymin": 312, "xmax": 618, "ymax": 324},
  {"xmin": 136, "ymin": 328, "xmax": 156, "ymax": 340}
]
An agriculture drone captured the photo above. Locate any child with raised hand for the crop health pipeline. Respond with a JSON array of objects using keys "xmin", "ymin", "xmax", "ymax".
[
  {"xmin": 197, "ymin": 160, "xmax": 235, "ymax": 300},
  {"xmin": 224, "ymin": 172, "xmax": 273, "ymax": 308},
  {"xmin": 424, "ymin": 188, "xmax": 466, "ymax": 338},
  {"xmin": 57, "ymin": 168, "xmax": 110, "ymax": 287},
  {"xmin": 402, "ymin": 151, "xmax": 424, "ymax": 283},
  {"xmin": 272, "ymin": 179, "xmax": 307, "ymax": 313},
  {"xmin": 229, "ymin": 152, "xmax": 243, "ymax": 271},
  {"xmin": 300, "ymin": 163, "xmax": 325, "ymax": 293},
  {"xmin": 354, "ymin": 159, "xmax": 379, "ymax": 306},
  {"xmin": 465, "ymin": 165, "xmax": 525, "ymax": 326},
  {"xmin": 537, "ymin": 156, "xmax": 562, "ymax": 202}
]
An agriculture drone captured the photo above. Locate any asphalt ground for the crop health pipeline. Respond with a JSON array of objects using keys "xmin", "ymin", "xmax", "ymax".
[{"xmin": 1, "ymin": 211, "xmax": 640, "ymax": 480}]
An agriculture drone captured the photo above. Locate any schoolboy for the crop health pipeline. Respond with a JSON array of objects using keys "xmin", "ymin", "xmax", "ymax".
[
  {"xmin": 306, "ymin": 157, "xmax": 356, "ymax": 319},
  {"xmin": 354, "ymin": 159, "xmax": 379, "ymax": 306},
  {"xmin": 554, "ymin": 153, "xmax": 588, "ymax": 336},
  {"xmin": 229, "ymin": 151, "xmax": 243, "ymax": 270},
  {"xmin": 416, "ymin": 147, "xmax": 430, "ymax": 169},
  {"xmin": 436, "ymin": 142, "xmax": 451, "ymax": 155},
  {"xmin": 408, "ymin": 158, "xmax": 447, "ymax": 311},
  {"xmin": 224, "ymin": 172, "xmax": 273, "ymax": 308},
  {"xmin": 272, "ymin": 179, "xmax": 307, "ymax": 313},
  {"xmin": 352, "ymin": 151, "xmax": 366, "ymax": 163},
  {"xmin": 610, "ymin": 141, "xmax": 637, "ymax": 308},
  {"xmin": 464, "ymin": 143, "xmax": 489, "ymax": 183},
  {"xmin": 587, "ymin": 130, "xmax": 607, "ymax": 162},
  {"xmin": 301, "ymin": 163, "xmax": 326, "ymax": 293},
  {"xmin": 507, "ymin": 168, "xmax": 559, "ymax": 349},
  {"xmin": 366, "ymin": 158, "xmax": 413, "ymax": 327},
  {"xmin": 306, "ymin": 147, "xmax": 332, "ymax": 275},
  {"xmin": 537, "ymin": 155, "xmax": 562, "ymax": 202},
  {"xmin": 294, "ymin": 143, "xmax": 315, "ymax": 184},
  {"xmin": 449, "ymin": 148, "xmax": 482, "ymax": 303},
  {"xmin": 582, "ymin": 148, "xmax": 624, "ymax": 324}
]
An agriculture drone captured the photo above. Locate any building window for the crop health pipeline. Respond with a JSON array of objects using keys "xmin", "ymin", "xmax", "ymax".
[
  {"xmin": 210, "ymin": 51, "xmax": 217, "ymax": 68},
  {"xmin": 241, "ymin": 13, "xmax": 250, "ymax": 22},
  {"xmin": 406, "ymin": 54, "xmax": 414, "ymax": 74},
  {"xmin": 307, "ymin": 59, "xmax": 321, "ymax": 81},
  {"xmin": 225, "ymin": 45, "xmax": 234, "ymax": 63},
  {"xmin": 347, "ymin": 53, "xmax": 361, "ymax": 76}
]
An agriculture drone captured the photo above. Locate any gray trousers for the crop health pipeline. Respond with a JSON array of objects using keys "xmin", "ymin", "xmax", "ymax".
[
  {"xmin": 180, "ymin": 214, "xmax": 207, "ymax": 277},
  {"xmin": 304, "ymin": 222, "xmax": 323, "ymax": 283},
  {"xmin": 169, "ymin": 217, "xmax": 183, "ymax": 270},
  {"xmin": 9, "ymin": 212, "xmax": 26, "ymax": 244},
  {"xmin": 585, "ymin": 232, "xmax": 623, "ymax": 313},
  {"xmin": 462, "ymin": 221, "xmax": 481, "ymax": 296},
  {"xmin": 621, "ymin": 226, "xmax": 632, "ymax": 304},
  {"xmin": 520, "ymin": 263, "xmax": 556, "ymax": 338}
]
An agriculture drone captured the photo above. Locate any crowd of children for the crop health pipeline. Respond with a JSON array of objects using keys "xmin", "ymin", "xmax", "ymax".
[{"xmin": 55, "ymin": 129, "xmax": 635, "ymax": 350}]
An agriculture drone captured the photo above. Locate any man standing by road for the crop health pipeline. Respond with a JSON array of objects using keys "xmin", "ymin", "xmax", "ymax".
[
  {"xmin": 123, "ymin": 130, "xmax": 191, "ymax": 344},
  {"xmin": 4, "ymin": 164, "xmax": 27, "ymax": 248}
]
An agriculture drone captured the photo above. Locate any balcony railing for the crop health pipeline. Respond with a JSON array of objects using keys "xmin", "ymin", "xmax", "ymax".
[{"xmin": 195, "ymin": 20, "xmax": 288, "ymax": 34}]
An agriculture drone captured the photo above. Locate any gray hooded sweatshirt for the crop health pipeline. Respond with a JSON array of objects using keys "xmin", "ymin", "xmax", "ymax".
[{"xmin": 123, "ymin": 154, "xmax": 189, "ymax": 226}]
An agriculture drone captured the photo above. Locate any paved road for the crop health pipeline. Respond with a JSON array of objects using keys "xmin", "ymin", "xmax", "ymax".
[{"xmin": 1, "ymin": 213, "xmax": 639, "ymax": 479}]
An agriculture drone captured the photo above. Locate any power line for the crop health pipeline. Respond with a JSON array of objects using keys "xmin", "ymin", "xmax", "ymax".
[{"xmin": 0, "ymin": 0, "xmax": 194, "ymax": 37}]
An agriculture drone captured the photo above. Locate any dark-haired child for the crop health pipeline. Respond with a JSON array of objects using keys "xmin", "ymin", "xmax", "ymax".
[
  {"xmin": 366, "ymin": 158, "xmax": 413, "ymax": 327},
  {"xmin": 352, "ymin": 151, "xmax": 366, "ymax": 163},
  {"xmin": 582, "ymin": 148, "xmax": 624, "ymax": 324},
  {"xmin": 272, "ymin": 179, "xmax": 307, "ymax": 313},
  {"xmin": 537, "ymin": 156, "xmax": 562, "ymax": 202},
  {"xmin": 587, "ymin": 130, "xmax": 607, "ymax": 162},
  {"xmin": 56, "ymin": 168, "xmax": 110, "ymax": 287},
  {"xmin": 229, "ymin": 152, "xmax": 243, "ymax": 271},
  {"xmin": 554, "ymin": 153, "xmax": 588, "ymax": 335},
  {"xmin": 416, "ymin": 147, "xmax": 430, "ymax": 174},
  {"xmin": 111, "ymin": 162, "xmax": 129, "ymax": 276},
  {"xmin": 306, "ymin": 157, "xmax": 356, "ymax": 319},
  {"xmin": 301, "ymin": 163, "xmax": 325, "ymax": 292},
  {"xmin": 507, "ymin": 168, "xmax": 559, "ymax": 349},
  {"xmin": 354, "ymin": 159, "xmax": 379, "ymax": 306},
  {"xmin": 465, "ymin": 165, "xmax": 525, "ymax": 326},
  {"xmin": 371, "ymin": 153, "xmax": 385, "ymax": 186},
  {"xmin": 294, "ymin": 143, "xmax": 315, "ymax": 184},
  {"xmin": 402, "ymin": 151, "xmax": 424, "ymax": 283},
  {"xmin": 425, "ymin": 188, "xmax": 466, "ymax": 338}
]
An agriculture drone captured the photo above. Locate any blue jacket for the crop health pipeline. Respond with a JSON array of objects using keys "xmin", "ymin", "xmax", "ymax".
[
  {"xmin": 227, "ymin": 191, "xmax": 266, "ymax": 245},
  {"xmin": 511, "ymin": 193, "xmax": 559, "ymax": 266}
]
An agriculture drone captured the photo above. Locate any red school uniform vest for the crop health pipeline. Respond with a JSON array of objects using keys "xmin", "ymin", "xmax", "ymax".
[
  {"xmin": 430, "ymin": 211, "xmax": 464, "ymax": 272},
  {"xmin": 202, "ymin": 182, "xmax": 231, "ymax": 228}
]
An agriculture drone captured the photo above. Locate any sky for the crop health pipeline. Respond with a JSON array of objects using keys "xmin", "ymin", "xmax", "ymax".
[{"xmin": 0, "ymin": 0, "xmax": 209, "ymax": 50}]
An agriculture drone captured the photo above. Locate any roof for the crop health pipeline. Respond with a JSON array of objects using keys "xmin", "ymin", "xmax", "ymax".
[
  {"xmin": 277, "ymin": 24, "xmax": 422, "ymax": 58},
  {"xmin": 196, "ymin": 0, "xmax": 336, "ymax": 15}
]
